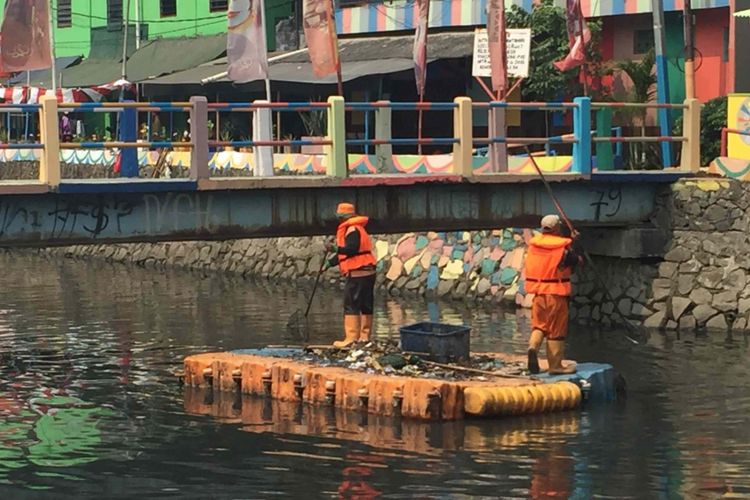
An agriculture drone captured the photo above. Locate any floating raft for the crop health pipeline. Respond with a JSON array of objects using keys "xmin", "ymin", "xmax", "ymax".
[{"xmin": 182, "ymin": 349, "xmax": 618, "ymax": 421}]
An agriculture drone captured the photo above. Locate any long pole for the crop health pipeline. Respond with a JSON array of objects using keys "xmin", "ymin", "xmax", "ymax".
[
  {"xmin": 577, "ymin": 11, "xmax": 588, "ymax": 97},
  {"xmin": 683, "ymin": 0, "xmax": 695, "ymax": 99},
  {"xmin": 260, "ymin": 0, "xmax": 271, "ymax": 101},
  {"xmin": 135, "ymin": 0, "xmax": 141, "ymax": 50},
  {"xmin": 525, "ymin": 147, "xmax": 640, "ymax": 345},
  {"xmin": 122, "ymin": 0, "xmax": 131, "ymax": 80},
  {"xmin": 48, "ymin": 2, "xmax": 57, "ymax": 91},
  {"xmin": 651, "ymin": 0, "xmax": 674, "ymax": 167}
]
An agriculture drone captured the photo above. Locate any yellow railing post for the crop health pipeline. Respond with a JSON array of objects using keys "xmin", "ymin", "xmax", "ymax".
[
  {"xmin": 39, "ymin": 95, "xmax": 60, "ymax": 187},
  {"xmin": 326, "ymin": 96, "xmax": 347, "ymax": 178},
  {"xmin": 680, "ymin": 98, "xmax": 701, "ymax": 172},
  {"xmin": 452, "ymin": 97, "xmax": 473, "ymax": 176}
]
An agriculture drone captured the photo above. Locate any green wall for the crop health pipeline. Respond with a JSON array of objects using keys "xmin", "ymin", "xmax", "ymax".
[{"xmin": 0, "ymin": 0, "xmax": 289, "ymax": 57}]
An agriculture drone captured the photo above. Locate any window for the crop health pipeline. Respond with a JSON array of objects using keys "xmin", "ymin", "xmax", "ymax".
[
  {"xmin": 210, "ymin": 0, "xmax": 229, "ymax": 11},
  {"xmin": 107, "ymin": 0, "xmax": 123, "ymax": 30},
  {"xmin": 58, "ymin": 0, "xmax": 72, "ymax": 28},
  {"xmin": 160, "ymin": 0, "xmax": 177, "ymax": 17},
  {"xmin": 633, "ymin": 29, "xmax": 654, "ymax": 55}
]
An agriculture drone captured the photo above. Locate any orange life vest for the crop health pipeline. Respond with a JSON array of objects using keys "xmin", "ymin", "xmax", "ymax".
[
  {"xmin": 336, "ymin": 216, "xmax": 376, "ymax": 274},
  {"xmin": 524, "ymin": 233, "xmax": 573, "ymax": 296}
]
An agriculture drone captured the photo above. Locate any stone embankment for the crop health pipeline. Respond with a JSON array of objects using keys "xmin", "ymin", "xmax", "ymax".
[{"xmin": 20, "ymin": 178, "xmax": 750, "ymax": 332}]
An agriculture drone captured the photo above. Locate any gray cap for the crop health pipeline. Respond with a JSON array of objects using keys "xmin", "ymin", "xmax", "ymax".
[{"xmin": 540, "ymin": 214, "xmax": 561, "ymax": 231}]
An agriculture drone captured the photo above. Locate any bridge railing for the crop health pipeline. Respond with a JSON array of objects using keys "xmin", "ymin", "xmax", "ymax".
[
  {"xmin": 7, "ymin": 95, "xmax": 700, "ymax": 187},
  {"xmin": 590, "ymin": 99, "xmax": 700, "ymax": 171}
]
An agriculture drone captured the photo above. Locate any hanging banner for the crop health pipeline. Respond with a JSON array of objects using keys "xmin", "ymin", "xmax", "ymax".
[
  {"xmin": 413, "ymin": 0, "xmax": 429, "ymax": 97},
  {"xmin": 0, "ymin": 0, "xmax": 52, "ymax": 72},
  {"xmin": 227, "ymin": 0, "xmax": 269, "ymax": 83},
  {"xmin": 553, "ymin": 0, "xmax": 590, "ymax": 72},
  {"xmin": 303, "ymin": 0, "xmax": 340, "ymax": 77},
  {"xmin": 486, "ymin": 0, "xmax": 507, "ymax": 93},
  {"xmin": 472, "ymin": 29, "xmax": 531, "ymax": 79}
]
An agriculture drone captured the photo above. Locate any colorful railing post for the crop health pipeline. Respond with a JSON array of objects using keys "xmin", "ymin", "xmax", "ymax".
[
  {"xmin": 680, "ymin": 98, "xmax": 701, "ymax": 172},
  {"xmin": 374, "ymin": 101, "xmax": 393, "ymax": 172},
  {"xmin": 595, "ymin": 107, "xmax": 614, "ymax": 170},
  {"xmin": 488, "ymin": 104, "xmax": 508, "ymax": 172},
  {"xmin": 452, "ymin": 97, "xmax": 473, "ymax": 176},
  {"xmin": 38, "ymin": 95, "xmax": 60, "ymax": 187},
  {"xmin": 190, "ymin": 96, "xmax": 210, "ymax": 181},
  {"xmin": 119, "ymin": 101, "xmax": 139, "ymax": 177},
  {"xmin": 252, "ymin": 100, "xmax": 274, "ymax": 176},
  {"xmin": 572, "ymin": 97, "xmax": 592, "ymax": 175},
  {"xmin": 326, "ymin": 96, "xmax": 347, "ymax": 178}
]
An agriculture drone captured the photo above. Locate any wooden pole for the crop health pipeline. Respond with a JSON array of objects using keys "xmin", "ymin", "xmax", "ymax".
[{"xmin": 683, "ymin": 0, "xmax": 695, "ymax": 99}]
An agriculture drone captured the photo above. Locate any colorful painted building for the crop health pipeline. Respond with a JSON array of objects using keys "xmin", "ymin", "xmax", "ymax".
[
  {"xmin": 334, "ymin": 0, "xmax": 740, "ymax": 102},
  {"xmin": 0, "ymin": 0, "xmax": 291, "ymax": 55}
]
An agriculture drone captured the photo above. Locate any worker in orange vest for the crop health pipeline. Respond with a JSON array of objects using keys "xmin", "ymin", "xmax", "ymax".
[
  {"xmin": 525, "ymin": 214, "xmax": 582, "ymax": 375},
  {"xmin": 326, "ymin": 202, "xmax": 377, "ymax": 347}
]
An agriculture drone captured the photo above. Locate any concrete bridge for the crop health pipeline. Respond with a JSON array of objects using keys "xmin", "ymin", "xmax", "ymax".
[{"xmin": 0, "ymin": 96, "xmax": 699, "ymax": 254}]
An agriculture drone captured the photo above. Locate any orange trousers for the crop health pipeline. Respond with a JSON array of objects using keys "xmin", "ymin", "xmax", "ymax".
[{"xmin": 531, "ymin": 294, "xmax": 569, "ymax": 340}]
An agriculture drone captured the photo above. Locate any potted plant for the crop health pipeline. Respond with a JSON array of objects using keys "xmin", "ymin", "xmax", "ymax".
[
  {"xmin": 298, "ymin": 107, "xmax": 327, "ymax": 154},
  {"xmin": 220, "ymin": 126, "xmax": 234, "ymax": 152}
]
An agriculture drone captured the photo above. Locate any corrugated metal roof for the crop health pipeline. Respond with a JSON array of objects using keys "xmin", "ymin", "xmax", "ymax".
[{"xmin": 144, "ymin": 31, "xmax": 472, "ymax": 86}]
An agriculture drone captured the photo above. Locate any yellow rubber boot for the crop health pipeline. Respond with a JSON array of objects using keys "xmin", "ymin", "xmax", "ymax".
[
  {"xmin": 334, "ymin": 315, "xmax": 360, "ymax": 348},
  {"xmin": 359, "ymin": 315, "xmax": 373, "ymax": 342},
  {"xmin": 546, "ymin": 340, "xmax": 577, "ymax": 375},
  {"xmin": 527, "ymin": 329, "xmax": 544, "ymax": 374}
]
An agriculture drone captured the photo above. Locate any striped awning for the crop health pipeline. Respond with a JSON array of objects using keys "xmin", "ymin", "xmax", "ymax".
[{"xmin": 735, "ymin": 8, "xmax": 750, "ymax": 17}]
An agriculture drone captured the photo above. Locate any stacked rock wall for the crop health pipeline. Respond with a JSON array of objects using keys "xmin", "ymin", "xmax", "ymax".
[{"xmin": 18, "ymin": 178, "xmax": 750, "ymax": 332}]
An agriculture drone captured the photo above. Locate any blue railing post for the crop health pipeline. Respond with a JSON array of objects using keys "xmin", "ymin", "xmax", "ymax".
[
  {"xmin": 572, "ymin": 96, "xmax": 592, "ymax": 175},
  {"xmin": 118, "ymin": 101, "xmax": 138, "ymax": 177}
]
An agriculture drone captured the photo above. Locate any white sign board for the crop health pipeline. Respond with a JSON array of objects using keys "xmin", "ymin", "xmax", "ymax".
[{"xmin": 472, "ymin": 28, "xmax": 532, "ymax": 79}]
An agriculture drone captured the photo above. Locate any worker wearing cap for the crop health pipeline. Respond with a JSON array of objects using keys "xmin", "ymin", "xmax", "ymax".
[
  {"xmin": 325, "ymin": 202, "xmax": 377, "ymax": 347},
  {"xmin": 524, "ymin": 214, "xmax": 582, "ymax": 374}
]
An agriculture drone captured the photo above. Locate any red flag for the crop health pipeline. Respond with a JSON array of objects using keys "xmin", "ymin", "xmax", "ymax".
[
  {"xmin": 303, "ymin": 0, "xmax": 340, "ymax": 77},
  {"xmin": 553, "ymin": 0, "xmax": 590, "ymax": 72},
  {"xmin": 1, "ymin": 0, "xmax": 52, "ymax": 72},
  {"xmin": 413, "ymin": 0, "xmax": 429, "ymax": 97},
  {"xmin": 227, "ymin": 0, "xmax": 269, "ymax": 83},
  {"xmin": 487, "ymin": 0, "xmax": 507, "ymax": 93}
]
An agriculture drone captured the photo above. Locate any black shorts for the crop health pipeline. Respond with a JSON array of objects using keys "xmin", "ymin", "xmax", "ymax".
[{"xmin": 344, "ymin": 273, "xmax": 375, "ymax": 315}]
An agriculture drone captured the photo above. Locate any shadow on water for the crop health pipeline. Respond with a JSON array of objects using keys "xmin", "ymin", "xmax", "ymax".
[{"xmin": 0, "ymin": 253, "xmax": 747, "ymax": 497}]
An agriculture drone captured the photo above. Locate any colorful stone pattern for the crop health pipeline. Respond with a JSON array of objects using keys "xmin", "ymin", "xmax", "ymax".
[{"xmin": 373, "ymin": 229, "xmax": 535, "ymax": 307}]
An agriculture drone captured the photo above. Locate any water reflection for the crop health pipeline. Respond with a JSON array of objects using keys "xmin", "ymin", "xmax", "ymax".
[{"xmin": 0, "ymin": 253, "xmax": 746, "ymax": 497}]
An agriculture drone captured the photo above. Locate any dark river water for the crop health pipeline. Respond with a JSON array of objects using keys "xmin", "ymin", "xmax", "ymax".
[{"xmin": 0, "ymin": 253, "xmax": 748, "ymax": 499}]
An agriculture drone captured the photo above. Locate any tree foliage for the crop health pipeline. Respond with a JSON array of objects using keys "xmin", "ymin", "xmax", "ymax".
[{"xmin": 506, "ymin": 0, "xmax": 604, "ymax": 102}]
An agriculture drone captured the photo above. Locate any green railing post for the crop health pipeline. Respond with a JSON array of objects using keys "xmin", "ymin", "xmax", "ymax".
[
  {"xmin": 39, "ymin": 95, "xmax": 60, "ymax": 188},
  {"xmin": 595, "ymin": 107, "xmax": 614, "ymax": 170},
  {"xmin": 326, "ymin": 96, "xmax": 347, "ymax": 178}
]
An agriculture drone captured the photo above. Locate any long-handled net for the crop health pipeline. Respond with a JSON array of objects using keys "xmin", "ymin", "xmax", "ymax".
[{"xmin": 286, "ymin": 253, "xmax": 328, "ymax": 343}]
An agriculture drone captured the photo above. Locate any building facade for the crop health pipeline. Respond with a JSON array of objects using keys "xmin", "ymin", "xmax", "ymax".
[
  {"xmin": 334, "ymin": 0, "xmax": 739, "ymax": 101},
  {"xmin": 0, "ymin": 0, "xmax": 291, "ymax": 56}
]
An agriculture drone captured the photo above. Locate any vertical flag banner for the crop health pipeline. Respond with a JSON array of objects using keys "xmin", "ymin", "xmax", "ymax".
[
  {"xmin": 303, "ymin": 0, "xmax": 340, "ymax": 77},
  {"xmin": 553, "ymin": 0, "xmax": 590, "ymax": 72},
  {"xmin": 0, "ymin": 0, "xmax": 52, "ymax": 72},
  {"xmin": 227, "ymin": 0, "xmax": 269, "ymax": 82},
  {"xmin": 487, "ymin": 0, "xmax": 507, "ymax": 93},
  {"xmin": 413, "ymin": 0, "xmax": 429, "ymax": 97}
]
